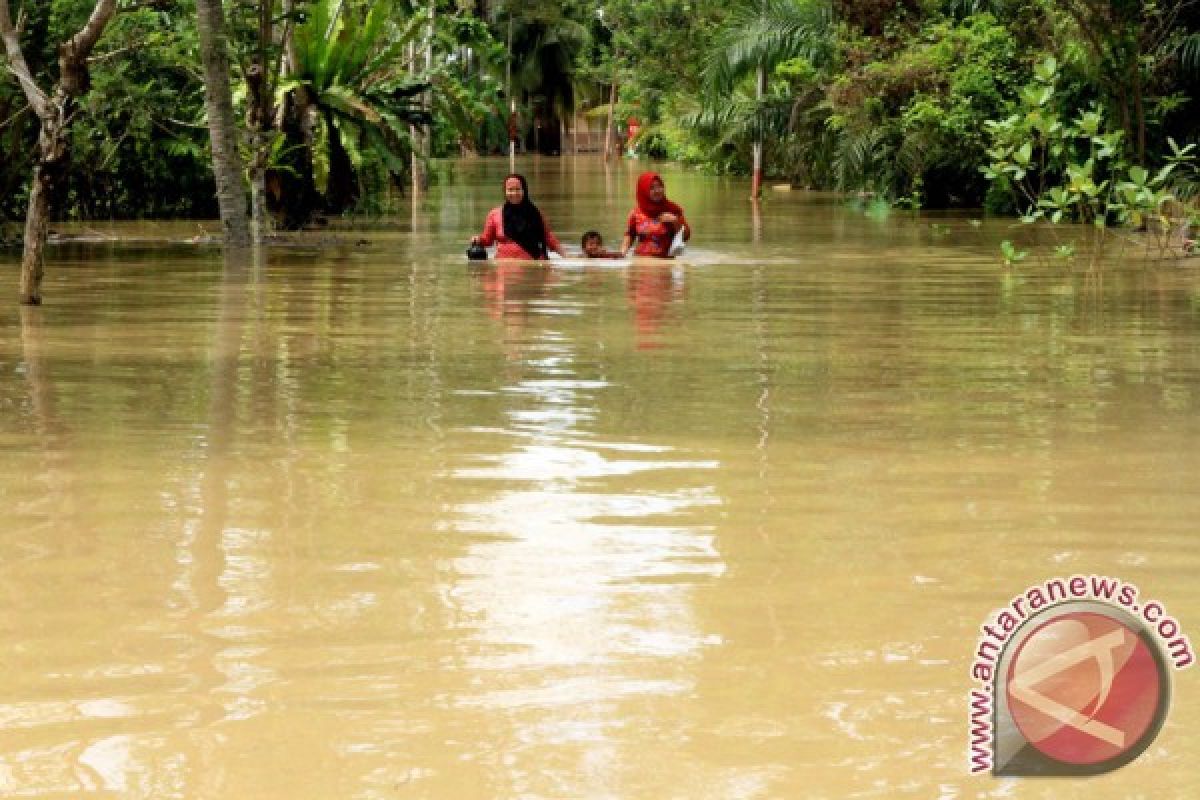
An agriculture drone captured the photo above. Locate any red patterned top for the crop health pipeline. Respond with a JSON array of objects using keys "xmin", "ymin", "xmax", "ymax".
[{"xmin": 625, "ymin": 208, "xmax": 687, "ymax": 258}]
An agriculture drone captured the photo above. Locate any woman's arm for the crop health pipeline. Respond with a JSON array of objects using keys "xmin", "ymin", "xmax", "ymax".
[
  {"xmin": 657, "ymin": 211, "xmax": 690, "ymax": 242},
  {"xmin": 474, "ymin": 208, "xmax": 499, "ymax": 246},
  {"xmin": 657, "ymin": 205, "xmax": 690, "ymax": 242},
  {"xmin": 541, "ymin": 213, "xmax": 566, "ymax": 257},
  {"xmin": 619, "ymin": 211, "xmax": 636, "ymax": 254}
]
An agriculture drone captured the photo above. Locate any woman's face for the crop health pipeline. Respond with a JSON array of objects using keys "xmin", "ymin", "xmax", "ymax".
[
  {"xmin": 648, "ymin": 178, "xmax": 665, "ymax": 203},
  {"xmin": 504, "ymin": 178, "xmax": 525, "ymax": 204}
]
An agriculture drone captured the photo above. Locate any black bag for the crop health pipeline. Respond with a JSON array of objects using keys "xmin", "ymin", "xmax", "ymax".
[{"xmin": 466, "ymin": 242, "xmax": 488, "ymax": 261}]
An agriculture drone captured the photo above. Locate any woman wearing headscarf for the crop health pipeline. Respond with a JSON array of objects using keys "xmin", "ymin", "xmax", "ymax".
[
  {"xmin": 472, "ymin": 173, "xmax": 565, "ymax": 260},
  {"xmin": 619, "ymin": 172, "xmax": 691, "ymax": 258}
]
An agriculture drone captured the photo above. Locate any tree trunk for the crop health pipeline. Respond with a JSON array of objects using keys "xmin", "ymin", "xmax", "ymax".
[
  {"xmin": 750, "ymin": 65, "xmax": 766, "ymax": 200},
  {"xmin": 1, "ymin": 0, "xmax": 117, "ymax": 304},
  {"xmin": 19, "ymin": 117, "xmax": 68, "ymax": 305},
  {"xmin": 195, "ymin": 0, "xmax": 251, "ymax": 247},
  {"xmin": 246, "ymin": 2, "xmax": 276, "ymax": 243},
  {"xmin": 604, "ymin": 46, "xmax": 619, "ymax": 163},
  {"xmin": 247, "ymin": 61, "xmax": 272, "ymax": 242},
  {"xmin": 275, "ymin": 0, "xmax": 318, "ymax": 229},
  {"xmin": 409, "ymin": 40, "xmax": 421, "ymax": 191},
  {"xmin": 507, "ymin": 13, "xmax": 516, "ymax": 167},
  {"xmin": 1131, "ymin": 52, "xmax": 1146, "ymax": 165},
  {"xmin": 411, "ymin": 3, "xmax": 434, "ymax": 193},
  {"xmin": 248, "ymin": 133, "xmax": 271, "ymax": 243},
  {"xmin": 326, "ymin": 110, "xmax": 359, "ymax": 213}
]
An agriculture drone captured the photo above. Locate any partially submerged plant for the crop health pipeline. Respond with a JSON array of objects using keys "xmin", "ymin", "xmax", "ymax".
[
  {"xmin": 982, "ymin": 58, "xmax": 1198, "ymax": 262},
  {"xmin": 1000, "ymin": 239, "xmax": 1027, "ymax": 266}
]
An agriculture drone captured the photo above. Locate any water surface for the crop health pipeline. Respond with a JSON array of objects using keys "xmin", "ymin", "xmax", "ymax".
[{"xmin": 1, "ymin": 157, "xmax": 1198, "ymax": 798}]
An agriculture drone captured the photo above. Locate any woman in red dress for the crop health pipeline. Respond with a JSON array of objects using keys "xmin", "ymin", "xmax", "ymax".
[
  {"xmin": 619, "ymin": 172, "xmax": 691, "ymax": 258},
  {"xmin": 471, "ymin": 173, "xmax": 565, "ymax": 260}
]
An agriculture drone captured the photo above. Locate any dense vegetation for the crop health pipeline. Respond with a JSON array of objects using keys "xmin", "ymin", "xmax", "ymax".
[{"xmin": 2, "ymin": 0, "xmax": 1198, "ymax": 233}]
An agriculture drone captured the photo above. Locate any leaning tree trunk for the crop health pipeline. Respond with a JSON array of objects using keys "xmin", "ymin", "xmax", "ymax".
[
  {"xmin": 0, "ymin": 0, "xmax": 117, "ymax": 304},
  {"xmin": 19, "ymin": 113, "xmax": 69, "ymax": 304},
  {"xmin": 195, "ymin": 0, "xmax": 251, "ymax": 247}
]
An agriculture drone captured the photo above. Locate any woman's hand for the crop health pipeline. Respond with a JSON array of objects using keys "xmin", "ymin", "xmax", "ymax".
[
  {"xmin": 658, "ymin": 212, "xmax": 678, "ymax": 226},
  {"xmin": 471, "ymin": 235, "xmax": 481, "ymax": 245}
]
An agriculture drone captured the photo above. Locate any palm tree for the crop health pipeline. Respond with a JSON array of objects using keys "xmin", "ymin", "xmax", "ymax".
[
  {"xmin": 486, "ymin": 1, "xmax": 589, "ymax": 154},
  {"xmin": 195, "ymin": 0, "xmax": 251, "ymax": 246},
  {"xmin": 281, "ymin": 0, "xmax": 484, "ymax": 217},
  {"xmin": 702, "ymin": 0, "xmax": 832, "ymax": 197},
  {"xmin": 282, "ymin": 0, "xmax": 429, "ymax": 213}
]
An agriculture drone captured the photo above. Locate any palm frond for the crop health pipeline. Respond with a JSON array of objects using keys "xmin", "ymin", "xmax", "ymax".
[
  {"xmin": 834, "ymin": 126, "xmax": 896, "ymax": 193},
  {"xmin": 322, "ymin": 85, "xmax": 383, "ymax": 125},
  {"xmin": 1180, "ymin": 33, "xmax": 1200, "ymax": 74},
  {"xmin": 703, "ymin": 0, "xmax": 834, "ymax": 95},
  {"xmin": 362, "ymin": 13, "xmax": 426, "ymax": 82},
  {"xmin": 363, "ymin": 123, "xmax": 412, "ymax": 177},
  {"xmin": 344, "ymin": 0, "xmax": 396, "ymax": 79}
]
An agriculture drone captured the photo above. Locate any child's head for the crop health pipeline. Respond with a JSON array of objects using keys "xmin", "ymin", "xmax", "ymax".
[{"xmin": 581, "ymin": 230, "xmax": 604, "ymax": 256}]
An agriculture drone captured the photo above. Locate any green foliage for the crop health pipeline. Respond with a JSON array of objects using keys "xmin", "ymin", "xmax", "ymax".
[
  {"xmin": 600, "ymin": 0, "xmax": 728, "ymax": 133},
  {"xmin": 999, "ymin": 239, "xmax": 1028, "ymax": 265},
  {"xmin": 0, "ymin": 1, "xmax": 216, "ymax": 221},
  {"xmin": 826, "ymin": 12, "xmax": 1022, "ymax": 204},
  {"xmin": 479, "ymin": 0, "xmax": 597, "ymax": 151},
  {"xmin": 283, "ymin": 0, "xmax": 492, "ymax": 208},
  {"xmin": 3, "ymin": 0, "xmax": 1198, "ymax": 223},
  {"xmin": 702, "ymin": 0, "xmax": 834, "ymax": 94},
  {"xmin": 64, "ymin": 4, "xmax": 216, "ymax": 218},
  {"xmin": 982, "ymin": 57, "xmax": 1197, "ymax": 246},
  {"xmin": 671, "ymin": 0, "xmax": 834, "ymax": 176}
]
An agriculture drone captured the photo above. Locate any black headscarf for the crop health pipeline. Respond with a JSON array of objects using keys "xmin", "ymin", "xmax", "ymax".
[{"xmin": 501, "ymin": 173, "xmax": 548, "ymax": 259}]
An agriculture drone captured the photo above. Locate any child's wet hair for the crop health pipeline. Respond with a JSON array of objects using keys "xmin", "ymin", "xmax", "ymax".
[{"xmin": 581, "ymin": 230, "xmax": 603, "ymax": 247}]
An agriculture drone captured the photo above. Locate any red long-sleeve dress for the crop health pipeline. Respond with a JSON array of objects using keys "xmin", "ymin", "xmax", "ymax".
[{"xmin": 477, "ymin": 207, "xmax": 563, "ymax": 260}]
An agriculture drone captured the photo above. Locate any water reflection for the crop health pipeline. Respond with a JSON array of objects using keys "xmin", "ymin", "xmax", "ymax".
[
  {"xmin": 627, "ymin": 262, "xmax": 685, "ymax": 349},
  {"xmin": 448, "ymin": 283, "xmax": 724, "ymax": 793}
]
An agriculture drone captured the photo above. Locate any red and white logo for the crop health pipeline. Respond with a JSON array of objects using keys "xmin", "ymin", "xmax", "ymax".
[
  {"xmin": 1005, "ymin": 610, "xmax": 1165, "ymax": 767},
  {"xmin": 970, "ymin": 578, "xmax": 1192, "ymax": 776}
]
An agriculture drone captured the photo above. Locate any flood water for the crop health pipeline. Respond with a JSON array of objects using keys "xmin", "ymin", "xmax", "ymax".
[{"xmin": 1, "ymin": 157, "xmax": 1198, "ymax": 798}]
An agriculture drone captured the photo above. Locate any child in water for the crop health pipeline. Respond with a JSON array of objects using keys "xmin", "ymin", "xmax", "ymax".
[{"xmin": 581, "ymin": 230, "xmax": 624, "ymax": 259}]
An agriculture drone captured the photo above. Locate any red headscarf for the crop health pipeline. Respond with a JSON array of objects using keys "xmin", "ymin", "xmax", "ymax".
[{"xmin": 635, "ymin": 172, "xmax": 684, "ymax": 218}]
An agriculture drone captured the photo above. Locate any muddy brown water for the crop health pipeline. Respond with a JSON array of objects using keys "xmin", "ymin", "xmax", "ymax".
[{"xmin": 1, "ymin": 157, "xmax": 1198, "ymax": 798}]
